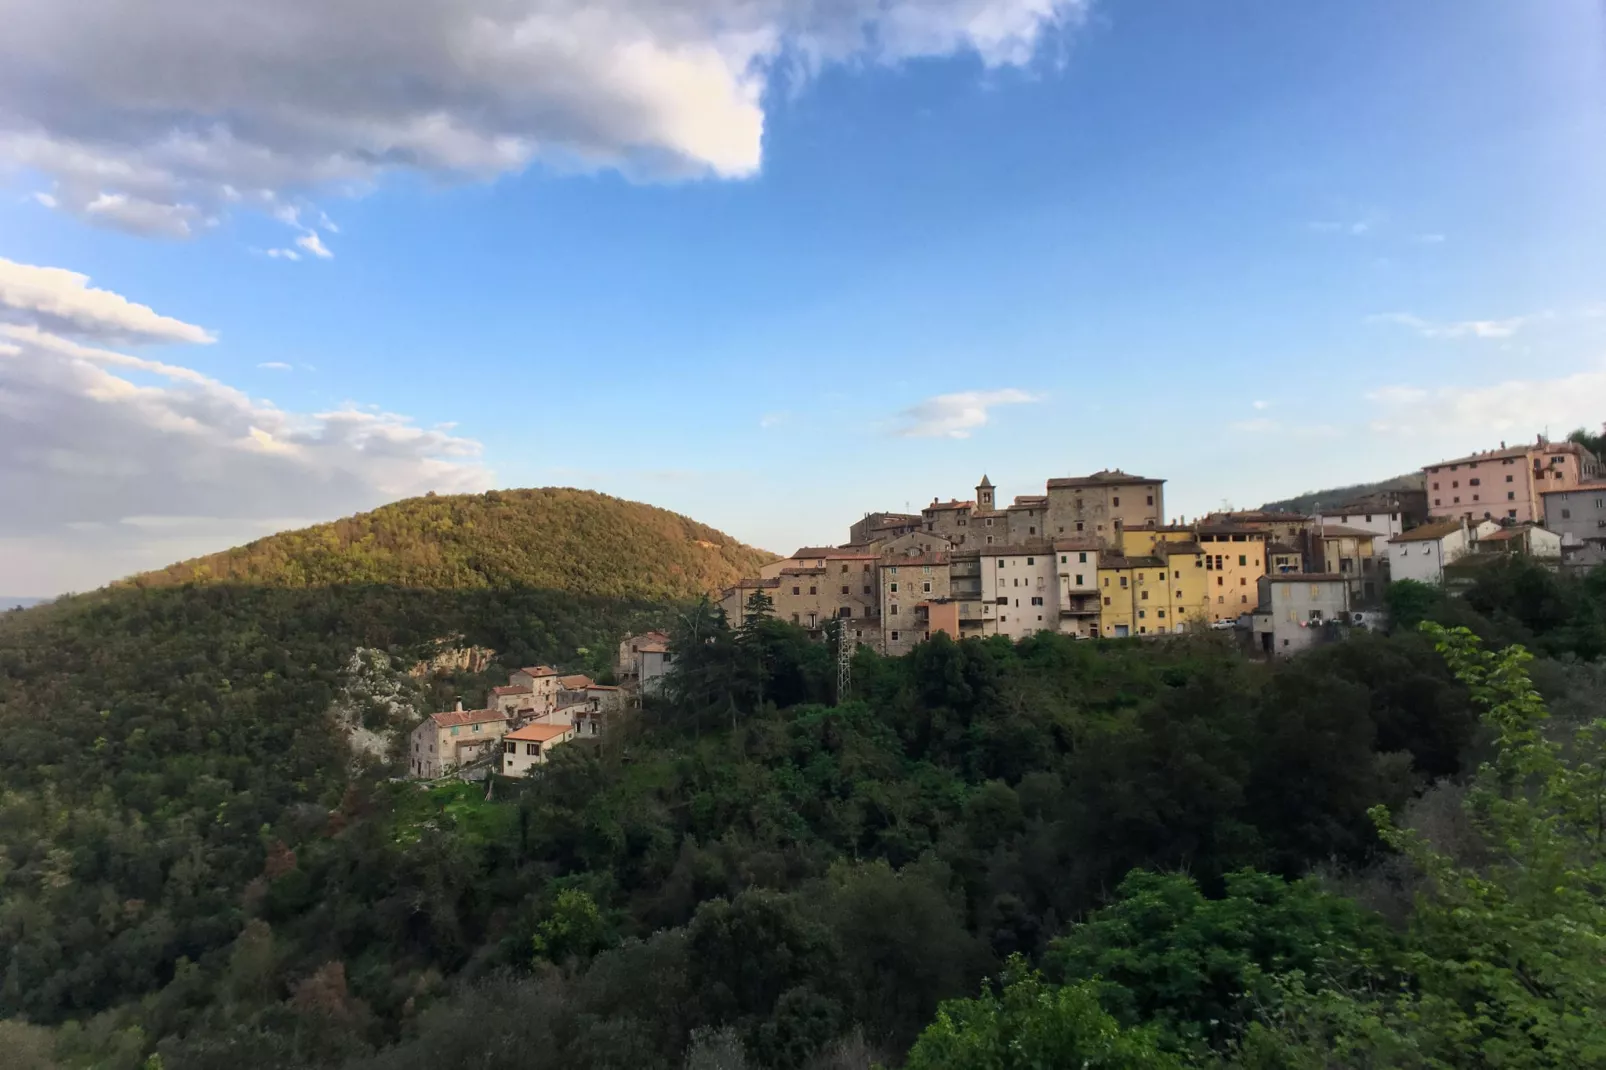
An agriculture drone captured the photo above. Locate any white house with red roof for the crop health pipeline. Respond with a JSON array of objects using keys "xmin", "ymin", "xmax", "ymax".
[
  {"xmin": 500, "ymin": 721, "xmax": 577, "ymax": 776},
  {"xmin": 408, "ymin": 702, "xmax": 509, "ymax": 779}
]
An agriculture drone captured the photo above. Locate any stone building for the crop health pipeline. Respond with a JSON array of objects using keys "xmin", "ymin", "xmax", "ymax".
[
  {"xmin": 1044, "ymin": 470, "xmax": 1166, "ymax": 545},
  {"xmin": 880, "ymin": 551, "xmax": 951, "ymax": 654},
  {"xmin": 1541, "ymin": 483, "xmax": 1606, "ymax": 569},
  {"xmin": 1425, "ymin": 437, "xmax": 1600, "ymax": 525}
]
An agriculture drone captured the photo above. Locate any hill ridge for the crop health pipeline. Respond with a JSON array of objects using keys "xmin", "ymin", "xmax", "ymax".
[{"xmin": 124, "ymin": 487, "xmax": 775, "ymax": 601}]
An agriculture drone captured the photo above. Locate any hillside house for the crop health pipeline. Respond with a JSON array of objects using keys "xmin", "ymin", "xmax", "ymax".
[
  {"xmin": 616, "ymin": 631, "xmax": 673, "ymax": 695},
  {"xmin": 1251, "ymin": 575, "xmax": 1353, "ymax": 657},
  {"xmin": 1387, "ymin": 518, "xmax": 1499, "ymax": 586},
  {"xmin": 501, "ymin": 722, "xmax": 577, "ymax": 776},
  {"xmin": 1541, "ymin": 483, "xmax": 1606, "ymax": 569},
  {"xmin": 409, "ymin": 703, "xmax": 509, "ymax": 779},
  {"xmin": 509, "ymin": 666, "xmax": 561, "ymax": 713},
  {"xmin": 1425, "ymin": 438, "xmax": 1600, "ymax": 525}
]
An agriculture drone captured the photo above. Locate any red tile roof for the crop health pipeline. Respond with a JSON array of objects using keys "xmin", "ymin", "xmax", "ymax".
[
  {"xmin": 1046, "ymin": 469, "xmax": 1162, "ymax": 489},
  {"xmin": 505, "ymin": 722, "xmax": 575, "ymax": 743},
  {"xmin": 559, "ymin": 674, "xmax": 594, "ymax": 690},
  {"xmin": 429, "ymin": 708, "xmax": 507, "ymax": 729},
  {"xmin": 516, "ymin": 665, "xmax": 560, "ymax": 678},
  {"xmin": 492, "ymin": 685, "xmax": 532, "ymax": 696}
]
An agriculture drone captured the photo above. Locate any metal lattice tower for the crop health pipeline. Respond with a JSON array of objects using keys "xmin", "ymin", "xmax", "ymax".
[{"xmin": 836, "ymin": 620, "xmax": 852, "ymax": 705}]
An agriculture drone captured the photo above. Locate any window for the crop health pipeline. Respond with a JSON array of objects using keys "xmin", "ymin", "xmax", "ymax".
[
  {"xmin": 1452, "ymin": 481, "xmax": 1459, "ymax": 487},
  {"xmin": 889, "ymin": 566, "xmax": 898, "ymax": 575},
  {"xmin": 863, "ymin": 585, "xmax": 872, "ymax": 595},
  {"xmin": 526, "ymin": 743, "xmax": 540, "ymax": 755},
  {"xmin": 1364, "ymin": 515, "xmax": 1373, "ymax": 523},
  {"xmin": 997, "ymin": 559, "xmax": 1005, "ymax": 568},
  {"xmin": 1013, "ymin": 578, "xmax": 1019, "ymax": 587},
  {"xmin": 986, "ymin": 518, "xmax": 994, "ymax": 526},
  {"xmin": 891, "ymin": 631, "xmax": 900, "ymax": 641},
  {"xmin": 1147, "ymin": 494, "xmax": 1154, "ymax": 505},
  {"xmin": 1026, "ymin": 557, "xmax": 1035, "ymax": 565},
  {"xmin": 891, "ymin": 604, "xmax": 899, "ymax": 615},
  {"xmin": 1103, "ymin": 596, "xmax": 1111, "ymax": 605},
  {"xmin": 1240, "ymin": 577, "xmax": 1247, "ymax": 585},
  {"xmin": 841, "ymin": 585, "xmax": 849, "ymax": 595},
  {"xmin": 1469, "ymin": 478, "xmax": 1481, "ymax": 486},
  {"xmin": 1510, "ymin": 510, "xmax": 1519, "ymax": 519},
  {"xmin": 1075, "ymin": 574, "xmax": 1084, "ymax": 585},
  {"xmin": 792, "ymin": 586, "xmax": 800, "ymax": 595},
  {"xmin": 1112, "ymin": 496, "xmax": 1121, "ymax": 506},
  {"xmin": 1241, "ymin": 595, "xmax": 1248, "ymax": 604},
  {"xmin": 1079, "ymin": 552, "xmax": 1088, "ymax": 563},
  {"xmin": 1103, "ymin": 577, "xmax": 1109, "ymax": 586},
  {"xmin": 1120, "ymin": 576, "xmax": 1128, "ymax": 588},
  {"xmin": 1141, "ymin": 590, "xmax": 1149, "ymax": 600},
  {"xmin": 1433, "ymin": 482, "xmax": 1439, "ymax": 490},
  {"xmin": 1174, "ymin": 571, "xmax": 1180, "ymax": 579},
  {"xmin": 808, "ymin": 586, "xmax": 817, "ymax": 595},
  {"xmin": 1157, "ymin": 609, "xmax": 1166, "ymax": 618},
  {"xmin": 841, "ymin": 564, "xmax": 848, "ymax": 573},
  {"xmin": 1031, "ymin": 596, "xmax": 1044, "ymax": 606},
  {"xmin": 1506, "ymin": 475, "xmax": 1514, "ymax": 483},
  {"xmin": 1216, "ymin": 576, "xmax": 1223, "ymax": 586},
  {"xmin": 890, "ymin": 582, "xmax": 898, "ymax": 593},
  {"xmin": 923, "ymin": 582, "xmax": 932, "ymax": 593},
  {"xmin": 451, "ymin": 725, "xmax": 459, "ymax": 736},
  {"xmin": 986, "ymin": 535, "xmax": 994, "ymax": 544},
  {"xmin": 1238, "ymin": 554, "xmax": 1246, "ymax": 566},
  {"xmin": 1176, "ymin": 590, "xmax": 1183, "ymax": 599},
  {"xmin": 1029, "ymin": 526, "xmax": 1037, "ymax": 535},
  {"xmin": 1060, "ymin": 555, "xmax": 1067, "ymax": 564},
  {"xmin": 504, "ymin": 741, "xmax": 515, "ymax": 754},
  {"xmin": 1309, "ymin": 610, "xmax": 1323, "ymax": 621},
  {"xmin": 1218, "ymin": 596, "xmax": 1224, "ymax": 604},
  {"xmin": 1138, "ymin": 609, "xmax": 1146, "ymax": 619},
  {"xmin": 1435, "ymin": 498, "xmax": 1441, "ymax": 506},
  {"xmin": 1563, "ymin": 509, "xmax": 1572, "ymax": 519},
  {"xmin": 1076, "ymin": 522, "xmax": 1085, "ymax": 532}
]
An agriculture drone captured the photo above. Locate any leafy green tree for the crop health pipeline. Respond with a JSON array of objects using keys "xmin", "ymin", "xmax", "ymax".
[
  {"xmin": 1238, "ymin": 624, "xmax": 1606, "ymax": 1068},
  {"xmin": 903, "ymin": 960, "xmax": 1179, "ymax": 1070},
  {"xmin": 531, "ymin": 888, "xmax": 613, "ymax": 966}
]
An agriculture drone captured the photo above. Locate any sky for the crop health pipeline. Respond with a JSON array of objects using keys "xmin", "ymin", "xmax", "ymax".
[{"xmin": 2, "ymin": 0, "xmax": 1606, "ymax": 596}]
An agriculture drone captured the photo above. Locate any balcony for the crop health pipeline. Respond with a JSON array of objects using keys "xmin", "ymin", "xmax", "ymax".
[{"xmin": 1059, "ymin": 598, "xmax": 1100, "ymax": 617}]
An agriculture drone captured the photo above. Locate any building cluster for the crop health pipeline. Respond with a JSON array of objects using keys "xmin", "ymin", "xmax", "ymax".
[
  {"xmin": 719, "ymin": 430, "xmax": 1606, "ymax": 661},
  {"xmin": 408, "ymin": 636, "xmax": 675, "ymax": 780}
]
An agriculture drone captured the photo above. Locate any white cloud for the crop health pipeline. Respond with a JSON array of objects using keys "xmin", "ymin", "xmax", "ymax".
[
  {"xmin": 1252, "ymin": 399, "xmax": 1269, "ymax": 410},
  {"xmin": 0, "ymin": 256, "xmax": 215, "ymax": 344},
  {"xmin": 1412, "ymin": 232, "xmax": 1447, "ymax": 244},
  {"xmin": 758, "ymin": 411, "xmax": 788, "ymax": 429},
  {"xmin": 257, "ymin": 361, "xmax": 292, "ymax": 371},
  {"xmin": 894, "ymin": 388, "xmax": 1039, "ymax": 438},
  {"xmin": 296, "ymin": 232, "xmax": 334, "ymax": 259},
  {"xmin": 1229, "ymin": 417, "xmax": 1278, "ymax": 433},
  {"xmin": 0, "ymin": 0, "xmax": 1088, "ymax": 238},
  {"xmin": 265, "ymin": 248, "xmax": 302, "ymax": 261},
  {"xmin": 1369, "ymin": 311, "xmax": 1538, "ymax": 339},
  {"xmin": 31, "ymin": 190, "xmax": 56, "ymax": 208},
  {"xmin": 0, "ymin": 257, "xmax": 491, "ymax": 592},
  {"xmin": 1368, "ymin": 362, "xmax": 1606, "ymax": 440},
  {"xmin": 1309, "ymin": 219, "xmax": 1371, "ymax": 236}
]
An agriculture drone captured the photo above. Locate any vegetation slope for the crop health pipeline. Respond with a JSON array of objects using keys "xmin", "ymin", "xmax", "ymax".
[{"xmin": 123, "ymin": 488, "xmax": 775, "ymax": 600}]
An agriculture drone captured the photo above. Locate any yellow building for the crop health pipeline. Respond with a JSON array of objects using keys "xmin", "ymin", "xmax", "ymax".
[
  {"xmin": 1198, "ymin": 523, "xmax": 1268, "ymax": 622},
  {"xmin": 1117, "ymin": 524, "xmax": 1196, "ymax": 557},
  {"xmin": 1097, "ymin": 541, "xmax": 1207, "ymax": 637}
]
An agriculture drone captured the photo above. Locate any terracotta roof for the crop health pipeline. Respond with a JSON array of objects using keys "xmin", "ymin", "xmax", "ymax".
[
  {"xmin": 1196, "ymin": 523, "xmax": 1270, "ymax": 536},
  {"xmin": 1267, "ymin": 541, "xmax": 1302, "ymax": 555},
  {"xmin": 1046, "ymin": 470, "xmax": 1163, "ymax": 489},
  {"xmin": 1390, "ymin": 519, "xmax": 1467, "ymax": 543},
  {"xmin": 1100, "ymin": 554, "xmax": 1163, "ymax": 569},
  {"xmin": 1218, "ymin": 510, "xmax": 1310, "ymax": 523},
  {"xmin": 1052, "ymin": 537, "xmax": 1102, "ymax": 552},
  {"xmin": 1266, "ymin": 573, "xmax": 1347, "ymax": 583},
  {"xmin": 779, "ymin": 567, "xmax": 828, "ymax": 576},
  {"xmin": 516, "ymin": 666, "xmax": 560, "ymax": 678},
  {"xmin": 1426, "ymin": 443, "xmax": 1538, "ymax": 467},
  {"xmin": 559, "ymin": 674, "xmax": 594, "ymax": 690},
  {"xmin": 505, "ymin": 722, "xmax": 575, "ymax": 743},
  {"xmin": 1478, "ymin": 524, "xmax": 1553, "ymax": 543},
  {"xmin": 491, "ymin": 685, "xmax": 532, "ymax": 696},
  {"xmin": 638, "ymin": 642, "xmax": 668, "ymax": 653},
  {"xmin": 587, "ymin": 684, "xmax": 622, "ymax": 692},
  {"xmin": 728, "ymin": 577, "xmax": 781, "ymax": 590},
  {"xmin": 973, "ymin": 541, "xmax": 1056, "ymax": 557},
  {"xmin": 429, "ymin": 708, "xmax": 506, "ymax": 729},
  {"xmin": 1156, "ymin": 541, "xmax": 1204, "ymax": 556},
  {"xmin": 924, "ymin": 500, "xmax": 974, "ymax": 512}
]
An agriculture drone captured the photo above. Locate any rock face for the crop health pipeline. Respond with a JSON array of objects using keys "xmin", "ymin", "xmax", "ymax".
[
  {"xmin": 409, "ymin": 640, "xmax": 496, "ymax": 678},
  {"xmin": 331, "ymin": 648, "xmax": 428, "ymax": 763}
]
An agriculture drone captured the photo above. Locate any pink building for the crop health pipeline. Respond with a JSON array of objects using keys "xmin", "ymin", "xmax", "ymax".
[{"xmin": 1424, "ymin": 437, "xmax": 1600, "ymax": 525}]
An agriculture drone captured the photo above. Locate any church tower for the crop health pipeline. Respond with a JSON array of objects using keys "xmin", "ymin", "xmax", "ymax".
[{"xmin": 976, "ymin": 474, "xmax": 995, "ymax": 511}]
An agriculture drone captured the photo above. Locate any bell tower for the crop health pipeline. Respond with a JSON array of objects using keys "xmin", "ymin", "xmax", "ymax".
[{"xmin": 976, "ymin": 474, "xmax": 995, "ymax": 511}]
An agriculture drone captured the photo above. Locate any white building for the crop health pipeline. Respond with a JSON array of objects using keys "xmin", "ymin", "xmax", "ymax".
[
  {"xmin": 1054, "ymin": 538, "xmax": 1101, "ymax": 638},
  {"xmin": 977, "ymin": 543, "xmax": 1058, "ymax": 640},
  {"xmin": 1251, "ymin": 575, "xmax": 1353, "ymax": 658},
  {"xmin": 409, "ymin": 704, "xmax": 509, "ymax": 779},
  {"xmin": 509, "ymin": 666, "xmax": 561, "ymax": 713},
  {"xmin": 1387, "ymin": 518, "xmax": 1498, "ymax": 586},
  {"xmin": 500, "ymin": 721, "xmax": 577, "ymax": 776}
]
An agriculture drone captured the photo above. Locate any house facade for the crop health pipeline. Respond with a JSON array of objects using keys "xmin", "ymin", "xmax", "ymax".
[
  {"xmin": 1044, "ymin": 470, "xmax": 1166, "ymax": 546},
  {"xmin": 409, "ymin": 704, "xmax": 509, "ymax": 779},
  {"xmin": 1387, "ymin": 518, "xmax": 1499, "ymax": 585},
  {"xmin": 1424, "ymin": 438, "xmax": 1600, "ymax": 525},
  {"xmin": 1541, "ymin": 483, "xmax": 1606, "ymax": 568},
  {"xmin": 501, "ymin": 722, "xmax": 577, "ymax": 776},
  {"xmin": 1252, "ymin": 575, "xmax": 1353, "ymax": 657},
  {"xmin": 1197, "ymin": 524, "xmax": 1268, "ymax": 622}
]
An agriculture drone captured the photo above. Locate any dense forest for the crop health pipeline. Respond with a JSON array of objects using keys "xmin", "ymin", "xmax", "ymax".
[
  {"xmin": 122, "ymin": 488, "xmax": 776, "ymax": 599},
  {"xmin": 2, "ymin": 538, "xmax": 1604, "ymax": 1065}
]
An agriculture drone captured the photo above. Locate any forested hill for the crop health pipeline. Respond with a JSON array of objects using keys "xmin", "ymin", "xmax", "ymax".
[
  {"xmin": 123, "ymin": 488, "xmax": 775, "ymax": 600},
  {"xmin": 1259, "ymin": 471, "xmax": 1425, "ymax": 515}
]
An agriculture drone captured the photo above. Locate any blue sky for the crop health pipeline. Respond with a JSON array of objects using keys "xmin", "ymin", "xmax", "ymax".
[{"xmin": 3, "ymin": 0, "xmax": 1605, "ymax": 594}]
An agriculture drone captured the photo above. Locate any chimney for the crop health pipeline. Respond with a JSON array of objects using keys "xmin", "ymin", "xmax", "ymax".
[{"xmin": 455, "ymin": 699, "xmax": 464, "ymax": 712}]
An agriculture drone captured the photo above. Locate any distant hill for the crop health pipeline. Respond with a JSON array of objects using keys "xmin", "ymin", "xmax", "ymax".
[
  {"xmin": 0, "ymin": 597, "xmax": 47, "ymax": 611},
  {"xmin": 124, "ymin": 487, "xmax": 775, "ymax": 601},
  {"xmin": 1260, "ymin": 472, "xmax": 1425, "ymax": 516}
]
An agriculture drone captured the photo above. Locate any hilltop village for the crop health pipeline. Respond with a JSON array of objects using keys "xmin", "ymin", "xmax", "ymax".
[
  {"xmin": 408, "ymin": 431, "xmax": 1606, "ymax": 781},
  {"xmin": 718, "ymin": 432, "xmax": 1605, "ymax": 659}
]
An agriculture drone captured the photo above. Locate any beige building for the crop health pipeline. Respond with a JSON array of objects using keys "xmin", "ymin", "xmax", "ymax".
[
  {"xmin": 973, "ymin": 542, "xmax": 1058, "ymax": 641},
  {"xmin": 1206, "ymin": 510, "xmax": 1314, "ymax": 543},
  {"xmin": 1252, "ymin": 575, "xmax": 1353, "ymax": 658},
  {"xmin": 615, "ymin": 631, "xmax": 670, "ymax": 683},
  {"xmin": 1314, "ymin": 524, "xmax": 1382, "ymax": 603},
  {"xmin": 1425, "ymin": 437, "xmax": 1601, "ymax": 525},
  {"xmin": 500, "ymin": 721, "xmax": 577, "ymax": 776},
  {"xmin": 409, "ymin": 704, "xmax": 509, "ymax": 779},
  {"xmin": 921, "ymin": 499, "xmax": 976, "ymax": 547},
  {"xmin": 1197, "ymin": 523, "xmax": 1268, "ymax": 622},
  {"xmin": 1054, "ymin": 537, "xmax": 1102, "ymax": 638},
  {"xmin": 509, "ymin": 666, "xmax": 561, "ymax": 713},
  {"xmin": 849, "ymin": 512, "xmax": 923, "ymax": 545},
  {"xmin": 881, "ymin": 551, "xmax": 951, "ymax": 654},
  {"xmin": 1044, "ymin": 470, "xmax": 1166, "ymax": 545}
]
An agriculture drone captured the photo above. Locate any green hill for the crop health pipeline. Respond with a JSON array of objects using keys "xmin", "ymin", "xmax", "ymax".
[
  {"xmin": 125, "ymin": 487, "xmax": 775, "ymax": 599},
  {"xmin": 1260, "ymin": 472, "xmax": 1425, "ymax": 515}
]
